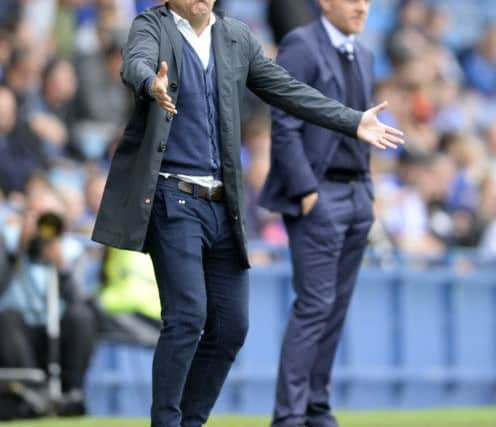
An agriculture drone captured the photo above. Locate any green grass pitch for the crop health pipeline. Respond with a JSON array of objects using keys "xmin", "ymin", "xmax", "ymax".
[{"xmin": 2, "ymin": 408, "xmax": 496, "ymax": 427}]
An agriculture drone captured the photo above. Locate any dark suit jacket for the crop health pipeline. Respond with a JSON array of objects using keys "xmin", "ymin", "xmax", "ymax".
[
  {"xmin": 92, "ymin": 5, "xmax": 363, "ymax": 268},
  {"xmin": 259, "ymin": 20, "xmax": 374, "ymax": 217}
]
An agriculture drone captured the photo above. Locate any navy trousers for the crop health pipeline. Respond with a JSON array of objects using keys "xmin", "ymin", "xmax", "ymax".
[
  {"xmin": 146, "ymin": 178, "xmax": 249, "ymax": 427},
  {"xmin": 272, "ymin": 179, "xmax": 374, "ymax": 427}
]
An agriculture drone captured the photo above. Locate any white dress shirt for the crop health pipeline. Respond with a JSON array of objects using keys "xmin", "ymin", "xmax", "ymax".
[
  {"xmin": 170, "ymin": 9, "xmax": 216, "ymax": 70},
  {"xmin": 160, "ymin": 10, "xmax": 222, "ymax": 189}
]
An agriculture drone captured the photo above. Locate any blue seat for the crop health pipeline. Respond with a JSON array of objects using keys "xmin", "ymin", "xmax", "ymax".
[
  {"xmin": 85, "ymin": 341, "xmax": 153, "ymax": 416},
  {"xmin": 84, "ymin": 253, "xmax": 496, "ymax": 415}
]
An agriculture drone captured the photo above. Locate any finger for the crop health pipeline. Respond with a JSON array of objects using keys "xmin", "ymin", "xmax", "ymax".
[
  {"xmin": 156, "ymin": 93, "xmax": 172, "ymax": 103},
  {"xmin": 383, "ymin": 133, "xmax": 404, "ymax": 145},
  {"xmin": 157, "ymin": 61, "xmax": 168, "ymax": 79},
  {"xmin": 160, "ymin": 101, "xmax": 177, "ymax": 111},
  {"xmin": 372, "ymin": 139, "xmax": 386, "ymax": 150},
  {"xmin": 379, "ymin": 137, "xmax": 398, "ymax": 150},
  {"xmin": 160, "ymin": 105, "xmax": 177, "ymax": 115},
  {"xmin": 159, "ymin": 101, "xmax": 177, "ymax": 114},
  {"xmin": 369, "ymin": 100, "xmax": 388, "ymax": 115},
  {"xmin": 166, "ymin": 104, "xmax": 178, "ymax": 114},
  {"xmin": 161, "ymin": 99, "xmax": 176, "ymax": 110},
  {"xmin": 385, "ymin": 125, "xmax": 404, "ymax": 137}
]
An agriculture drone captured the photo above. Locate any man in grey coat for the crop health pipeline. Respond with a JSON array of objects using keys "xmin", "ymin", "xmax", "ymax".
[{"xmin": 92, "ymin": 1, "xmax": 403, "ymax": 426}]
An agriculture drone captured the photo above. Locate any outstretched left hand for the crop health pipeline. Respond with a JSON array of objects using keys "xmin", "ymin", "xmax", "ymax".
[{"xmin": 357, "ymin": 101, "xmax": 404, "ymax": 150}]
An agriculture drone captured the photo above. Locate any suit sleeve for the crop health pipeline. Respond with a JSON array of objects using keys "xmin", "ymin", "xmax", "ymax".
[
  {"xmin": 120, "ymin": 11, "xmax": 161, "ymax": 99},
  {"xmin": 246, "ymin": 30, "xmax": 363, "ymax": 138},
  {"xmin": 270, "ymin": 32, "xmax": 320, "ymax": 199}
]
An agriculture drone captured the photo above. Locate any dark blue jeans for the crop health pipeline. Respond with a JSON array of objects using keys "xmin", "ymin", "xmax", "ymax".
[
  {"xmin": 272, "ymin": 180, "xmax": 374, "ymax": 427},
  {"xmin": 146, "ymin": 178, "xmax": 249, "ymax": 427}
]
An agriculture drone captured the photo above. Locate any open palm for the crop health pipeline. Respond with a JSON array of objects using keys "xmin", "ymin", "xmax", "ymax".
[
  {"xmin": 151, "ymin": 61, "xmax": 177, "ymax": 115},
  {"xmin": 357, "ymin": 101, "xmax": 404, "ymax": 150}
]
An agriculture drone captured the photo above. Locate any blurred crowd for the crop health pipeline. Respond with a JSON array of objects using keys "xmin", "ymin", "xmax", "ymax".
[
  {"xmin": 0, "ymin": 0, "xmax": 495, "ymax": 415},
  {"xmin": 0, "ymin": 0, "xmax": 494, "ymax": 280},
  {"xmin": 368, "ymin": 0, "xmax": 496, "ymax": 258}
]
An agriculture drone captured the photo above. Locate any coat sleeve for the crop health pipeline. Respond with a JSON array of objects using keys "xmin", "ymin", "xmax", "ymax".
[
  {"xmin": 246, "ymin": 29, "xmax": 363, "ymax": 139},
  {"xmin": 120, "ymin": 10, "xmax": 161, "ymax": 99},
  {"xmin": 269, "ymin": 31, "xmax": 320, "ymax": 199}
]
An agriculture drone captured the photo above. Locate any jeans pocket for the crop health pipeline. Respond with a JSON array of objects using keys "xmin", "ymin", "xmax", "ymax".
[{"xmin": 163, "ymin": 190, "xmax": 195, "ymax": 221}]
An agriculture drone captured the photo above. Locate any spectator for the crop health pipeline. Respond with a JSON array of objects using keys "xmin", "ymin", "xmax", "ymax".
[
  {"xmin": 0, "ymin": 0, "xmax": 22, "ymax": 33},
  {"xmin": 75, "ymin": 170, "xmax": 106, "ymax": 234},
  {"xmin": 73, "ymin": 37, "xmax": 130, "ymax": 160},
  {"xmin": 483, "ymin": 122, "xmax": 496, "ymax": 166},
  {"xmin": 3, "ymin": 46, "xmax": 43, "ymax": 110},
  {"xmin": 0, "ymin": 86, "xmax": 47, "ymax": 195},
  {"xmin": 396, "ymin": 0, "xmax": 429, "ymax": 31},
  {"xmin": 0, "ymin": 29, "xmax": 12, "ymax": 82},
  {"xmin": 377, "ymin": 150, "xmax": 445, "ymax": 255},
  {"xmin": 0, "ymin": 187, "xmax": 97, "ymax": 415},
  {"xmin": 25, "ymin": 58, "xmax": 78, "ymax": 159},
  {"xmin": 460, "ymin": 22, "xmax": 496, "ymax": 97}
]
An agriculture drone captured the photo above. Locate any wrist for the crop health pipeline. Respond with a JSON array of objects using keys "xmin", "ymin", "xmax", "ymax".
[{"xmin": 144, "ymin": 76, "xmax": 155, "ymax": 99}]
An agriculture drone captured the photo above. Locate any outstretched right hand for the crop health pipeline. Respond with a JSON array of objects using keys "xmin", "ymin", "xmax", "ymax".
[{"xmin": 150, "ymin": 61, "xmax": 178, "ymax": 115}]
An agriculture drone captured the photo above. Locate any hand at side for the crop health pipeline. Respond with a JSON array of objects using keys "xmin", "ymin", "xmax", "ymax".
[{"xmin": 301, "ymin": 192, "xmax": 319, "ymax": 216}]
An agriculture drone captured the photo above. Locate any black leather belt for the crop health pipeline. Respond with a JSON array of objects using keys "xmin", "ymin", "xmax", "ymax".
[
  {"xmin": 171, "ymin": 178, "xmax": 224, "ymax": 202},
  {"xmin": 325, "ymin": 169, "xmax": 367, "ymax": 183}
]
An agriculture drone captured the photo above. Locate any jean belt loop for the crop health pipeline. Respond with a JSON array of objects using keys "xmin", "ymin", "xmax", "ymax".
[{"xmin": 192, "ymin": 183, "xmax": 199, "ymax": 199}]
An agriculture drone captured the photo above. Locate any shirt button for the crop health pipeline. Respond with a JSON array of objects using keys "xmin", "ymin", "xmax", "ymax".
[
  {"xmin": 145, "ymin": 198, "xmax": 151, "ymax": 205},
  {"xmin": 233, "ymin": 215, "xmax": 239, "ymax": 221},
  {"xmin": 158, "ymin": 142, "xmax": 167, "ymax": 152},
  {"xmin": 166, "ymin": 112, "xmax": 174, "ymax": 122},
  {"xmin": 169, "ymin": 82, "xmax": 178, "ymax": 92}
]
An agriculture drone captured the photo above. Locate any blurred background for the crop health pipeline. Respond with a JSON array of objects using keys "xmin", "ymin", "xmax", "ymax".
[{"xmin": 0, "ymin": 0, "xmax": 495, "ymax": 420}]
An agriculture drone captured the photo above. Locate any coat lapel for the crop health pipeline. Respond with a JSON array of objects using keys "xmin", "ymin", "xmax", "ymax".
[
  {"xmin": 159, "ymin": 7, "xmax": 184, "ymax": 77},
  {"xmin": 212, "ymin": 15, "xmax": 234, "ymax": 91},
  {"xmin": 315, "ymin": 20, "xmax": 345, "ymax": 97},
  {"xmin": 212, "ymin": 15, "xmax": 234, "ymax": 146}
]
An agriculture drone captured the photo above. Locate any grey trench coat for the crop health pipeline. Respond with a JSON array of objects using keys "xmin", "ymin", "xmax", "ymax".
[{"xmin": 91, "ymin": 5, "xmax": 362, "ymax": 268}]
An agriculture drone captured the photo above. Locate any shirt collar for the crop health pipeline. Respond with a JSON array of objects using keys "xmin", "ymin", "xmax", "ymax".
[
  {"xmin": 170, "ymin": 9, "xmax": 216, "ymax": 35},
  {"xmin": 320, "ymin": 15, "xmax": 355, "ymax": 49}
]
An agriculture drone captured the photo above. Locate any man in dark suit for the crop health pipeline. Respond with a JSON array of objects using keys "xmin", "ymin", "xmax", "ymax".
[
  {"xmin": 92, "ymin": 1, "xmax": 403, "ymax": 426},
  {"xmin": 260, "ymin": 1, "xmax": 377, "ymax": 426}
]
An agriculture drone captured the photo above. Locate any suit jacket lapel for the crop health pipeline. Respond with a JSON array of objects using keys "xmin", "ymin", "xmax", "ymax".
[
  {"xmin": 160, "ymin": 7, "xmax": 184, "ymax": 77},
  {"xmin": 315, "ymin": 20, "xmax": 345, "ymax": 97},
  {"xmin": 355, "ymin": 44, "xmax": 373, "ymax": 107}
]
